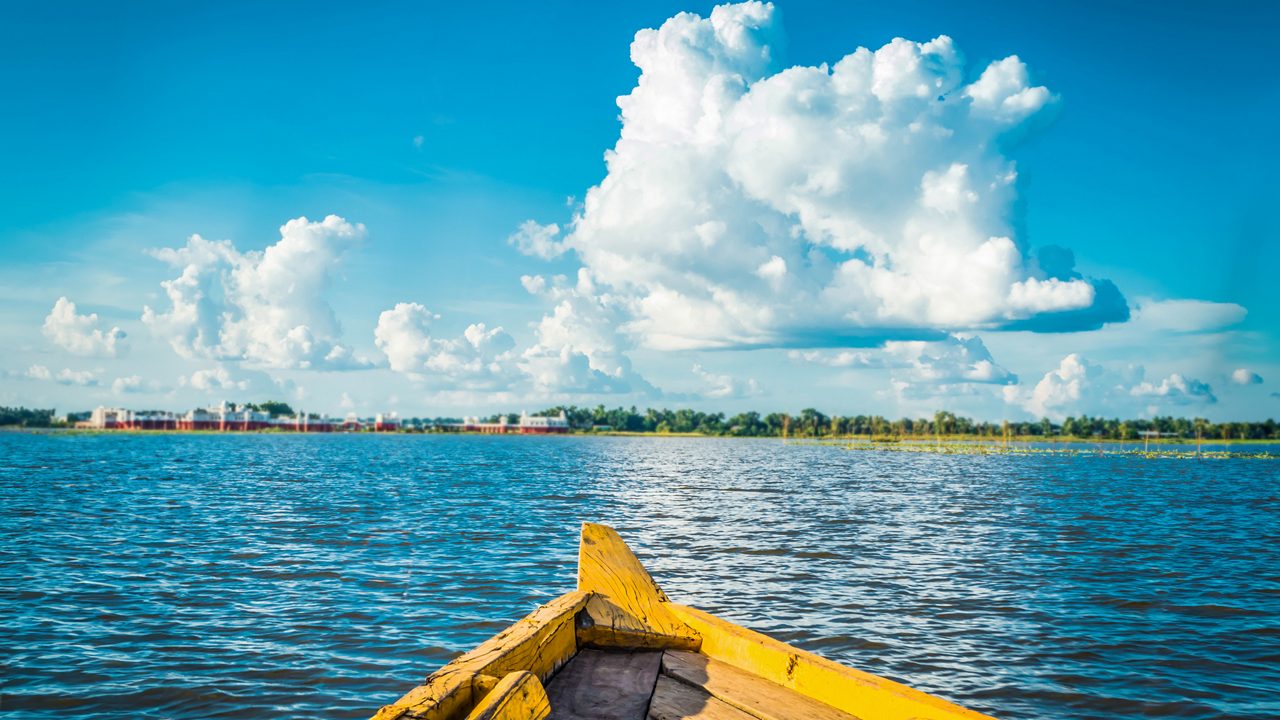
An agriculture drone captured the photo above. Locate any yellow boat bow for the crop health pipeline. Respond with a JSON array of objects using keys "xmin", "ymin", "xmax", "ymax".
[{"xmin": 372, "ymin": 523, "xmax": 996, "ymax": 720}]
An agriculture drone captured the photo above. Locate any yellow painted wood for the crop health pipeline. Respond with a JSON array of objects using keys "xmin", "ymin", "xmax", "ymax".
[
  {"xmin": 576, "ymin": 523, "xmax": 701, "ymax": 651},
  {"xmin": 647, "ymin": 675, "xmax": 757, "ymax": 720},
  {"xmin": 661, "ymin": 650, "xmax": 856, "ymax": 720},
  {"xmin": 463, "ymin": 671, "xmax": 550, "ymax": 720},
  {"xmin": 371, "ymin": 590, "xmax": 590, "ymax": 720},
  {"xmin": 667, "ymin": 604, "xmax": 996, "ymax": 720}
]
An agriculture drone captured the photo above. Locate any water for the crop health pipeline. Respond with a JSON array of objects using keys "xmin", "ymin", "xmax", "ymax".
[{"xmin": 1, "ymin": 433, "xmax": 1277, "ymax": 720}]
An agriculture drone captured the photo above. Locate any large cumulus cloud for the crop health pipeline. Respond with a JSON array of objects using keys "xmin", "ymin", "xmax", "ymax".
[
  {"xmin": 524, "ymin": 1, "xmax": 1126, "ymax": 352},
  {"xmin": 142, "ymin": 215, "xmax": 371, "ymax": 370}
]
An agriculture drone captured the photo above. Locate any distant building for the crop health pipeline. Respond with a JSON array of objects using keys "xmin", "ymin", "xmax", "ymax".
[
  {"xmin": 444, "ymin": 410, "xmax": 570, "ymax": 434},
  {"xmin": 79, "ymin": 403, "xmax": 393, "ymax": 433}
]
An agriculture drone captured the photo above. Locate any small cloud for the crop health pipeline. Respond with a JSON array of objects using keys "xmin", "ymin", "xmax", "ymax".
[
  {"xmin": 692, "ymin": 363, "xmax": 761, "ymax": 399},
  {"xmin": 412, "ymin": 135, "xmax": 425, "ymax": 149},
  {"xmin": 1133, "ymin": 299, "xmax": 1247, "ymax": 333},
  {"xmin": 112, "ymin": 375, "xmax": 144, "ymax": 394},
  {"xmin": 507, "ymin": 220, "xmax": 565, "ymax": 260},
  {"xmin": 25, "ymin": 364, "xmax": 52, "ymax": 380},
  {"xmin": 1231, "ymin": 368, "xmax": 1263, "ymax": 385},
  {"xmin": 56, "ymin": 368, "xmax": 98, "ymax": 387},
  {"xmin": 111, "ymin": 375, "xmax": 168, "ymax": 395},
  {"xmin": 43, "ymin": 297, "xmax": 128, "ymax": 357},
  {"xmin": 339, "ymin": 392, "xmax": 355, "ymax": 409}
]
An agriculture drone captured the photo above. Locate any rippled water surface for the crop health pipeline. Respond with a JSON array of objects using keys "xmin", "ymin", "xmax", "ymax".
[{"xmin": 2, "ymin": 433, "xmax": 1277, "ymax": 719}]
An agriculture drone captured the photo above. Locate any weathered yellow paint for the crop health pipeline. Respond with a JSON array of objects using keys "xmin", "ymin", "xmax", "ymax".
[
  {"xmin": 667, "ymin": 604, "xmax": 996, "ymax": 720},
  {"xmin": 661, "ymin": 650, "xmax": 855, "ymax": 720},
  {"xmin": 463, "ymin": 671, "xmax": 550, "ymax": 720},
  {"xmin": 576, "ymin": 523, "xmax": 701, "ymax": 651},
  {"xmin": 371, "ymin": 590, "xmax": 589, "ymax": 720}
]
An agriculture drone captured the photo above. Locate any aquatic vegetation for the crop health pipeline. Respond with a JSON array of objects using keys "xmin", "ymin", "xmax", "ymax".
[{"xmin": 791, "ymin": 439, "xmax": 1276, "ymax": 460}]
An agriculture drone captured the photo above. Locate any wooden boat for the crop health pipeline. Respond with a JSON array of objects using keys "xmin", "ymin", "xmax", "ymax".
[{"xmin": 372, "ymin": 523, "xmax": 995, "ymax": 720}]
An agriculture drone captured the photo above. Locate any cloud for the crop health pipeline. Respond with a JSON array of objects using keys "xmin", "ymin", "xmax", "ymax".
[
  {"xmin": 179, "ymin": 365, "xmax": 298, "ymax": 399},
  {"xmin": 692, "ymin": 363, "xmax": 761, "ymax": 399},
  {"xmin": 519, "ymin": 272, "xmax": 659, "ymax": 395},
  {"xmin": 787, "ymin": 349, "xmax": 879, "ymax": 367},
  {"xmin": 1132, "ymin": 299, "xmax": 1247, "ymax": 333},
  {"xmin": 1011, "ymin": 354, "xmax": 1215, "ymax": 419},
  {"xmin": 524, "ymin": 2, "xmax": 1124, "ymax": 352},
  {"xmin": 55, "ymin": 369, "xmax": 97, "ymax": 386},
  {"xmin": 1130, "ymin": 374, "xmax": 1216, "ymax": 404},
  {"xmin": 24, "ymin": 364, "xmax": 99, "ymax": 386},
  {"xmin": 142, "ymin": 215, "xmax": 371, "ymax": 370},
  {"xmin": 184, "ymin": 366, "xmax": 250, "ymax": 392},
  {"xmin": 43, "ymin": 297, "xmax": 128, "ymax": 357},
  {"xmin": 791, "ymin": 333, "xmax": 1015, "ymax": 384},
  {"xmin": 374, "ymin": 302, "xmax": 520, "ymax": 389},
  {"xmin": 508, "ymin": 220, "xmax": 566, "ymax": 260},
  {"xmin": 112, "ymin": 376, "xmax": 143, "ymax": 394},
  {"xmin": 1230, "ymin": 368, "xmax": 1263, "ymax": 385},
  {"xmin": 25, "ymin": 364, "xmax": 52, "ymax": 381},
  {"xmin": 111, "ymin": 375, "xmax": 168, "ymax": 395},
  {"xmin": 886, "ymin": 334, "xmax": 1017, "ymax": 385}
]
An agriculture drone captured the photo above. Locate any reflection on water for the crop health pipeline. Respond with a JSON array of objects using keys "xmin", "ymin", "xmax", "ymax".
[{"xmin": 1, "ymin": 433, "xmax": 1277, "ymax": 719}]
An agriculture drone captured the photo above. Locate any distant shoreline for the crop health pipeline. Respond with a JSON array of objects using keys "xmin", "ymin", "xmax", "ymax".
[{"xmin": 3, "ymin": 426, "xmax": 1278, "ymax": 445}]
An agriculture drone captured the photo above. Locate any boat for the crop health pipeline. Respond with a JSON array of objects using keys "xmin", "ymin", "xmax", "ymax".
[{"xmin": 371, "ymin": 523, "xmax": 995, "ymax": 720}]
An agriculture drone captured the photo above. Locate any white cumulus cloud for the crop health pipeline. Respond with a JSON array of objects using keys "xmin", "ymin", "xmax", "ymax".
[
  {"xmin": 508, "ymin": 220, "xmax": 566, "ymax": 260},
  {"xmin": 24, "ymin": 364, "xmax": 99, "ymax": 386},
  {"xmin": 524, "ymin": 2, "xmax": 1125, "ymax": 353},
  {"xmin": 43, "ymin": 297, "xmax": 127, "ymax": 357},
  {"xmin": 25, "ymin": 364, "xmax": 52, "ymax": 381},
  {"xmin": 1231, "ymin": 368, "xmax": 1263, "ymax": 385},
  {"xmin": 111, "ymin": 375, "xmax": 165, "ymax": 395},
  {"xmin": 519, "ymin": 272, "xmax": 659, "ymax": 395},
  {"xmin": 1012, "ymin": 354, "xmax": 1216, "ymax": 419},
  {"xmin": 142, "ymin": 215, "xmax": 370, "ymax": 370},
  {"xmin": 374, "ymin": 302, "xmax": 520, "ymax": 389}
]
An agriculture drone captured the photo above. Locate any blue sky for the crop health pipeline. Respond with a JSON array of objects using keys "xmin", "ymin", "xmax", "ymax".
[{"xmin": 2, "ymin": 0, "xmax": 1276, "ymax": 420}]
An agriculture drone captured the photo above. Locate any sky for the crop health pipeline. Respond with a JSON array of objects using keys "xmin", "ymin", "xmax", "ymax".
[{"xmin": 1, "ymin": 0, "xmax": 1277, "ymax": 421}]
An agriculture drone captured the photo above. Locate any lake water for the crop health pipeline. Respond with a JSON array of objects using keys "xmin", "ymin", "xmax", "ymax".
[{"xmin": 1, "ymin": 433, "xmax": 1277, "ymax": 719}]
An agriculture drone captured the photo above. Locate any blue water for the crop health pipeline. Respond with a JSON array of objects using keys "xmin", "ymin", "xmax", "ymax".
[{"xmin": 1, "ymin": 433, "xmax": 1277, "ymax": 720}]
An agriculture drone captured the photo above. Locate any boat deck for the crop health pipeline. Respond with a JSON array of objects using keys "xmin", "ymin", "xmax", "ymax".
[{"xmin": 545, "ymin": 648, "xmax": 857, "ymax": 720}]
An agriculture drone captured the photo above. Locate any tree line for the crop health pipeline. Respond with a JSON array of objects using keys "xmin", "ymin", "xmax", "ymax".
[
  {"xmin": 3, "ymin": 404, "xmax": 1277, "ymax": 440},
  {"xmin": 520, "ymin": 406, "xmax": 1279, "ymax": 441}
]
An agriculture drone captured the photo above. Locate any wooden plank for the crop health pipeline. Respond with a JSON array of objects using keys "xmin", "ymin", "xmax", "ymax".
[
  {"xmin": 576, "ymin": 523, "xmax": 701, "ymax": 651},
  {"xmin": 661, "ymin": 650, "xmax": 856, "ymax": 720},
  {"xmin": 647, "ymin": 675, "xmax": 757, "ymax": 720},
  {"xmin": 667, "ymin": 605, "xmax": 995, "ymax": 720},
  {"xmin": 465, "ymin": 671, "xmax": 551, "ymax": 720},
  {"xmin": 372, "ymin": 590, "xmax": 590, "ymax": 720},
  {"xmin": 544, "ymin": 649, "xmax": 663, "ymax": 720}
]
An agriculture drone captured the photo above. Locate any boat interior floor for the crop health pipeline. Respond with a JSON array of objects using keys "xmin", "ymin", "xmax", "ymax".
[{"xmin": 544, "ymin": 648, "xmax": 858, "ymax": 720}]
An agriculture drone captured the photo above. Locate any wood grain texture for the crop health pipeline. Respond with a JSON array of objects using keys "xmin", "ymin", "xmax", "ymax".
[
  {"xmin": 576, "ymin": 523, "xmax": 701, "ymax": 651},
  {"xmin": 667, "ymin": 605, "xmax": 996, "ymax": 720},
  {"xmin": 544, "ymin": 649, "xmax": 663, "ymax": 720},
  {"xmin": 661, "ymin": 650, "xmax": 856, "ymax": 720},
  {"xmin": 464, "ymin": 671, "xmax": 551, "ymax": 720},
  {"xmin": 647, "ymin": 675, "xmax": 757, "ymax": 720},
  {"xmin": 372, "ymin": 590, "xmax": 590, "ymax": 720}
]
